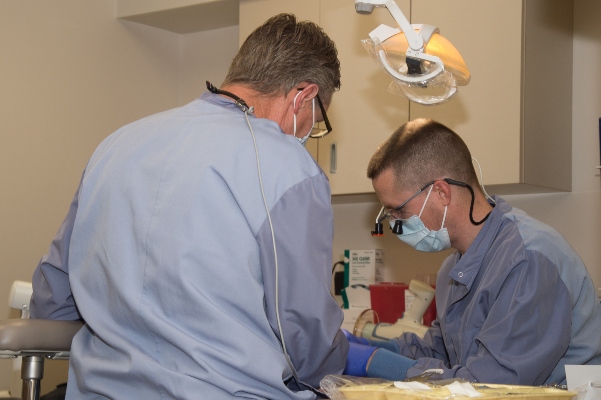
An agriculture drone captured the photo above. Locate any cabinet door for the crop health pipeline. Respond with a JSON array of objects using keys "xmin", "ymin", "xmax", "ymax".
[
  {"xmin": 319, "ymin": 0, "xmax": 410, "ymax": 195},
  {"xmin": 238, "ymin": 0, "xmax": 321, "ymax": 160},
  {"xmin": 410, "ymin": 0, "xmax": 524, "ymax": 186}
]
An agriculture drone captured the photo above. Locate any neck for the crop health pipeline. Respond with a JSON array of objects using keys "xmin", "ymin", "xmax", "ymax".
[
  {"xmin": 451, "ymin": 192, "xmax": 494, "ymax": 254},
  {"xmin": 219, "ymin": 84, "xmax": 288, "ymax": 126}
]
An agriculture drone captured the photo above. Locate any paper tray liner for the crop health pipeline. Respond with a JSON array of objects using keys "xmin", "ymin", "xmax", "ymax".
[{"xmin": 338, "ymin": 382, "xmax": 576, "ymax": 400}]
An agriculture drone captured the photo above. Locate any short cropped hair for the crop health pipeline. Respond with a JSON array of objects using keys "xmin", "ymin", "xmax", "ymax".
[
  {"xmin": 222, "ymin": 13, "xmax": 340, "ymax": 104},
  {"xmin": 367, "ymin": 118, "xmax": 480, "ymax": 192}
]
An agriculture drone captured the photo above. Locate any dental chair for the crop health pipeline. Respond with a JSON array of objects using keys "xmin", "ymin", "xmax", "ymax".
[{"xmin": 0, "ymin": 281, "xmax": 82, "ymax": 400}]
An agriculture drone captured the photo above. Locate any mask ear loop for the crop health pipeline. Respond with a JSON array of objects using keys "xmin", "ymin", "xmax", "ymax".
[
  {"xmin": 472, "ymin": 157, "xmax": 495, "ymax": 204},
  {"xmin": 311, "ymin": 98, "xmax": 316, "ymax": 128},
  {"xmin": 293, "ymin": 94, "xmax": 316, "ymax": 144},
  {"xmin": 418, "ymin": 185, "xmax": 434, "ymax": 218},
  {"xmin": 440, "ymin": 205, "xmax": 448, "ymax": 230},
  {"xmin": 292, "ymin": 91, "xmax": 302, "ymax": 138},
  {"xmin": 419, "ymin": 184, "xmax": 447, "ymax": 230}
]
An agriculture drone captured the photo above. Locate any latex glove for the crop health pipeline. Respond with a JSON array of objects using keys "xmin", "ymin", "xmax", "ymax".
[
  {"xmin": 344, "ymin": 342, "xmax": 378, "ymax": 377},
  {"xmin": 341, "ymin": 328, "xmax": 369, "ymax": 345}
]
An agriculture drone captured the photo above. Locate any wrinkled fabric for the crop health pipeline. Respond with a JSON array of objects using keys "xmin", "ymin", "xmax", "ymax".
[
  {"xmin": 30, "ymin": 92, "xmax": 347, "ymax": 399},
  {"xmin": 372, "ymin": 196, "xmax": 601, "ymax": 385}
]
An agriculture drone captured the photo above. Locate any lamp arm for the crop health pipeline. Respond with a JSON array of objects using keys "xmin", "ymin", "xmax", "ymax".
[{"xmin": 355, "ymin": 0, "xmax": 424, "ymax": 51}]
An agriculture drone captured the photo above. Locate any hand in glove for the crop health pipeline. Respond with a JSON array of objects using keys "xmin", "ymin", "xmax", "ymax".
[
  {"xmin": 341, "ymin": 328, "xmax": 369, "ymax": 345},
  {"xmin": 343, "ymin": 342, "xmax": 377, "ymax": 377}
]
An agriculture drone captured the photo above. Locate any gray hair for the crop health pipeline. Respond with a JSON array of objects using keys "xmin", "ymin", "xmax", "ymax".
[
  {"xmin": 367, "ymin": 118, "xmax": 480, "ymax": 192},
  {"xmin": 222, "ymin": 13, "xmax": 340, "ymax": 104}
]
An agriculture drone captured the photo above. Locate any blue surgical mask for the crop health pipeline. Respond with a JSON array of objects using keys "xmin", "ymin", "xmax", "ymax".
[
  {"xmin": 391, "ymin": 185, "xmax": 451, "ymax": 252},
  {"xmin": 293, "ymin": 91, "xmax": 315, "ymax": 146}
]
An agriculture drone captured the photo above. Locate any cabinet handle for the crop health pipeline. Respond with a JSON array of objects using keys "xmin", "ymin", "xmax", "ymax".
[{"xmin": 330, "ymin": 142, "xmax": 337, "ymax": 174}]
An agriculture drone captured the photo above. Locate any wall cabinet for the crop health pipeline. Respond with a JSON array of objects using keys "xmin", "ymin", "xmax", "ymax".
[
  {"xmin": 319, "ymin": 0, "xmax": 412, "ymax": 195},
  {"xmin": 409, "ymin": 0, "xmax": 573, "ymax": 194},
  {"xmin": 155, "ymin": 0, "xmax": 572, "ymax": 196},
  {"xmin": 240, "ymin": 0, "xmax": 573, "ymax": 196}
]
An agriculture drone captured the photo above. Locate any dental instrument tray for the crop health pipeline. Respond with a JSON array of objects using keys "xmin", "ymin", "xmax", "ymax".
[{"xmin": 320, "ymin": 375, "xmax": 576, "ymax": 400}]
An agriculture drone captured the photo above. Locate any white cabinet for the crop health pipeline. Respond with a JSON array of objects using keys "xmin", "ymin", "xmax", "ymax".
[
  {"xmin": 410, "ymin": 0, "xmax": 573, "ymax": 194},
  {"xmin": 411, "ymin": 0, "xmax": 523, "ymax": 189},
  {"xmin": 319, "ymin": 0, "xmax": 411, "ymax": 195}
]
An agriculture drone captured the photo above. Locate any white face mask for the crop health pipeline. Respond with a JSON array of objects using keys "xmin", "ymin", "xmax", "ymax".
[
  {"xmin": 392, "ymin": 185, "xmax": 451, "ymax": 252},
  {"xmin": 293, "ymin": 91, "xmax": 315, "ymax": 146}
]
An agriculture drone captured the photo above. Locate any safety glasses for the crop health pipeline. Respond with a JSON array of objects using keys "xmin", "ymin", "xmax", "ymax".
[
  {"xmin": 380, "ymin": 181, "xmax": 435, "ymax": 222},
  {"xmin": 297, "ymin": 88, "xmax": 332, "ymax": 139}
]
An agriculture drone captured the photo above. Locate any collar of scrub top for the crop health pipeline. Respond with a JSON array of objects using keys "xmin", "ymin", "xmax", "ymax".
[
  {"xmin": 206, "ymin": 81, "xmax": 332, "ymax": 139},
  {"xmin": 206, "ymin": 81, "xmax": 254, "ymax": 114}
]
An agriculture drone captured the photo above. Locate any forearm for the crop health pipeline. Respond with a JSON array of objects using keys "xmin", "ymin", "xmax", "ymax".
[
  {"xmin": 31, "ymin": 263, "xmax": 80, "ymax": 320},
  {"xmin": 258, "ymin": 175, "xmax": 347, "ymax": 387},
  {"xmin": 30, "ymin": 176, "xmax": 82, "ymax": 320},
  {"xmin": 390, "ymin": 323, "xmax": 449, "ymax": 361}
]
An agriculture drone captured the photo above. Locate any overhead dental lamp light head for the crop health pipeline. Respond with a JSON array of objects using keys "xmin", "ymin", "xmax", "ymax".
[{"xmin": 356, "ymin": 0, "xmax": 470, "ymax": 105}]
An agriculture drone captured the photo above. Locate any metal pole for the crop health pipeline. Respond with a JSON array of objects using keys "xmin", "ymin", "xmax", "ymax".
[{"xmin": 21, "ymin": 356, "xmax": 44, "ymax": 400}]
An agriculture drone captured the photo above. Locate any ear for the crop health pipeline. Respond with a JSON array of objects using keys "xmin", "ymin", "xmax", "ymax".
[
  {"xmin": 290, "ymin": 83, "xmax": 319, "ymax": 114},
  {"xmin": 433, "ymin": 180, "xmax": 452, "ymax": 207}
]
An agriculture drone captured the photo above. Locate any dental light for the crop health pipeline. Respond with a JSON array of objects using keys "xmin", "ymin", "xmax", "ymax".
[{"xmin": 355, "ymin": 0, "xmax": 470, "ymax": 105}]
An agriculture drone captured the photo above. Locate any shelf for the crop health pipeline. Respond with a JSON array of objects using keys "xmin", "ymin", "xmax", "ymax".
[{"xmin": 117, "ymin": 0, "xmax": 239, "ymax": 34}]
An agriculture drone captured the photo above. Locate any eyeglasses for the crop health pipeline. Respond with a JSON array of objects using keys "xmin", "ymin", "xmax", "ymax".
[
  {"xmin": 380, "ymin": 181, "xmax": 436, "ymax": 222},
  {"xmin": 378, "ymin": 178, "xmax": 477, "ymax": 222},
  {"xmin": 297, "ymin": 88, "xmax": 332, "ymax": 139},
  {"xmin": 372, "ymin": 178, "xmax": 490, "ymax": 236}
]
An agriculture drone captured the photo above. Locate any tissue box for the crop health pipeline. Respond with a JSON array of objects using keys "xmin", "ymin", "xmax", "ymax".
[{"xmin": 344, "ymin": 249, "xmax": 384, "ymax": 287}]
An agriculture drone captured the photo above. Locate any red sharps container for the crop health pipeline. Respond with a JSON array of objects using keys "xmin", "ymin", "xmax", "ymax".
[{"xmin": 369, "ymin": 282, "xmax": 409, "ymax": 324}]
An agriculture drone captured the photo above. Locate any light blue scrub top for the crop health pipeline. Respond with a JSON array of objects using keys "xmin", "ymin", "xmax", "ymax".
[
  {"xmin": 373, "ymin": 196, "xmax": 601, "ymax": 385},
  {"xmin": 30, "ymin": 92, "xmax": 347, "ymax": 399}
]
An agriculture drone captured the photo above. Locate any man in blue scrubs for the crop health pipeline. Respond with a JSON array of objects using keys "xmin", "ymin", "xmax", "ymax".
[
  {"xmin": 344, "ymin": 118, "xmax": 601, "ymax": 385},
  {"xmin": 30, "ymin": 14, "xmax": 347, "ymax": 399}
]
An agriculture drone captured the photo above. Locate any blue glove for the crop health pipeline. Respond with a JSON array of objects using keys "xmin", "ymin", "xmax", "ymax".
[
  {"xmin": 342, "ymin": 329, "xmax": 402, "ymax": 353},
  {"xmin": 341, "ymin": 328, "xmax": 369, "ymax": 345},
  {"xmin": 367, "ymin": 348, "xmax": 418, "ymax": 381},
  {"xmin": 343, "ymin": 342, "xmax": 378, "ymax": 377}
]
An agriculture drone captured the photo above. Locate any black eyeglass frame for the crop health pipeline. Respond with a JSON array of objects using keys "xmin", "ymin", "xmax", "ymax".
[
  {"xmin": 372, "ymin": 178, "xmax": 492, "ymax": 236},
  {"xmin": 382, "ymin": 178, "xmax": 491, "ymax": 222},
  {"xmin": 297, "ymin": 88, "xmax": 332, "ymax": 139},
  {"xmin": 380, "ymin": 180, "xmax": 436, "ymax": 223}
]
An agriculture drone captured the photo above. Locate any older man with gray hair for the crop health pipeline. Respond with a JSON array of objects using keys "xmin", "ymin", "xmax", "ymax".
[{"xmin": 31, "ymin": 14, "xmax": 346, "ymax": 399}]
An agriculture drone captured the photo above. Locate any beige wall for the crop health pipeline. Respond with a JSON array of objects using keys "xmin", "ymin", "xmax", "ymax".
[
  {"xmin": 1, "ymin": 1, "xmax": 178, "ymax": 319},
  {"xmin": 0, "ymin": 0, "xmax": 238, "ymax": 393},
  {"xmin": 179, "ymin": 26, "xmax": 240, "ymax": 103}
]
